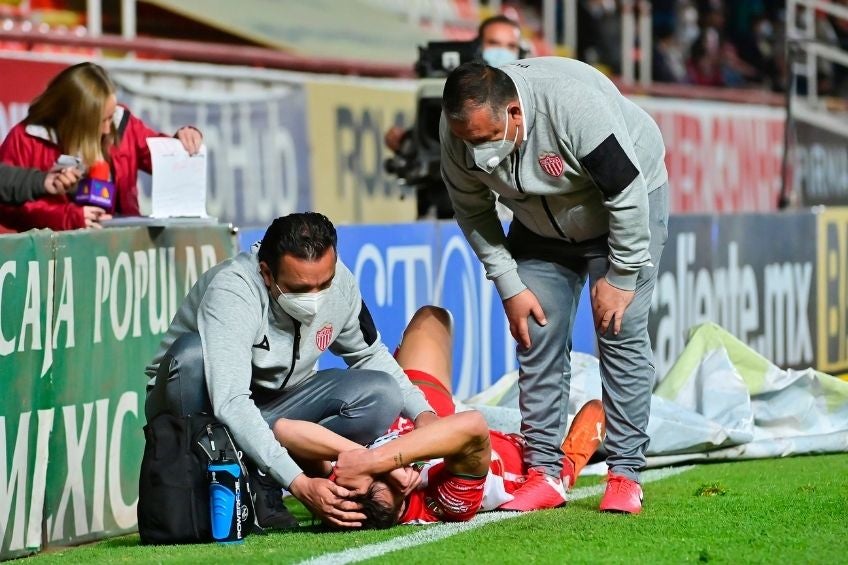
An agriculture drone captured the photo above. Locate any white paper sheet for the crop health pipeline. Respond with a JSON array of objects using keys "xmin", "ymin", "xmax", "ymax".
[{"xmin": 146, "ymin": 137, "xmax": 208, "ymax": 218}]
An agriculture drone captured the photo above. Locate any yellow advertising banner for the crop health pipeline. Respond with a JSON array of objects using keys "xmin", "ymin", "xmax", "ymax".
[
  {"xmin": 305, "ymin": 81, "xmax": 417, "ymax": 224},
  {"xmin": 817, "ymin": 208, "xmax": 848, "ymax": 376}
]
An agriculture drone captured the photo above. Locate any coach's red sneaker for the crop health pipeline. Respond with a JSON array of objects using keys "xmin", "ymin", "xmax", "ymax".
[
  {"xmin": 499, "ymin": 468, "xmax": 566, "ymax": 512},
  {"xmin": 599, "ymin": 473, "xmax": 643, "ymax": 514},
  {"xmin": 561, "ymin": 400, "xmax": 606, "ymax": 489}
]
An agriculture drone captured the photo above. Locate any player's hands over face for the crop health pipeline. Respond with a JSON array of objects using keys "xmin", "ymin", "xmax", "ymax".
[
  {"xmin": 334, "ymin": 448, "xmax": 376, "ymax": 496},
  {"xmin": 44, "ymin": 167, "xmax": 82, "ymax": 195},
  {"xmin": 503, "ymin": 289, "xmax": 547, "ymax": 349},
  {"xmin": 591, "ymin": 278, "xmax": 635, "ymax": 336},
  {"xmin": 175, "ymin": 126, "xmax": 203, "ymax": 155},
  {"xmin": 386, "ymin": 466, "xmax": 421, "ymax": 497},
  {"xmin": 83, "ymin": 206, "xmax": 112, "ymax": 229},
  {"xmin": 288, "ymin": 474, "xmax": 365, "ymax": 528}
]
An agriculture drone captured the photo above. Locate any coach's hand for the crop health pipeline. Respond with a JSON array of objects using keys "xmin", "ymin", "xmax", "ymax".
[
  {"xmin": 503, "ymin": 289, "xmax": 547, "ymax": 349},
  {"xmin": 289, "ymin": 474, "xmax": 365, "ymax": 528},
  {"xmin": 591, "ymin": 278, "xmax": 635, "ymax": 336}
]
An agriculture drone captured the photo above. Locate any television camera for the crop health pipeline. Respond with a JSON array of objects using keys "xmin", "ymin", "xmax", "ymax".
[{"xmin": 383, "ymin": 40, "xmax": 481, "ymax": 218}]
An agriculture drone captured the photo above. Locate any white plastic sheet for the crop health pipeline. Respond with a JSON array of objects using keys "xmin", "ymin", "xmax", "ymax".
[{"xmin": 463, "ymin": 323, "xmax": 848, "ymax": 466}]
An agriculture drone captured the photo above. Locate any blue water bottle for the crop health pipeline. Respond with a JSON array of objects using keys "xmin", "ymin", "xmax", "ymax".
[{"xmin": 208, "ymin": 453, "xmax": 245, "ymax": 544}]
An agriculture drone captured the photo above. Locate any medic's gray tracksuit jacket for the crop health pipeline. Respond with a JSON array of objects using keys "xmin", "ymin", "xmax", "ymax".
[
  {"xmin": 145, "ymin": 246, "xmax": 432, "ymax": 487},
  {"xmin": 439, "ymin": 56, "xmax": 668, "ymax": 297}
]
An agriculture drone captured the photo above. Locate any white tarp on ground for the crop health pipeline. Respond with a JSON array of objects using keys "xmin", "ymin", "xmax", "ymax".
[{"xmin": 463, "ymin": 323, "xmax": 848, "ymax": 467}]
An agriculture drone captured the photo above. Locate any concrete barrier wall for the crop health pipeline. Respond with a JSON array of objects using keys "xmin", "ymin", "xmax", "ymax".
[{"xmin": 0, "ymin": 225, "xmax": 237, "ymax": 560}]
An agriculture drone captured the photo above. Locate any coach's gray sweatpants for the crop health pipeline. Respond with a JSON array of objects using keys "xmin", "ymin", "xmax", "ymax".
[{"xmin": 507, "ymin": 183, "xmax": 669, "ymax": 482}]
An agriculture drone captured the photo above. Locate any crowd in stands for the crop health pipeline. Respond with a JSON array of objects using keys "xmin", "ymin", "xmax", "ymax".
[
  {"xmin": 402, "ymin": 0, "xmax": 845, "ymax": 97},
  {"xmin": 4, "ymin": 0, "xmax": 846, "ymax": 97},
  {"xmin": 510, "ymin": 0, "xmax": 844, "ymax": 96},
  {"xmin": 565, "ymin": 0, "xmax": 787, "ymax": 90}
]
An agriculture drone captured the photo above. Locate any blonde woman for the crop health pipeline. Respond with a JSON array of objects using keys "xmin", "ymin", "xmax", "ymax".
[{"xmin": 0, "ymin": 62, "xmax": 202, "ymax": 232}]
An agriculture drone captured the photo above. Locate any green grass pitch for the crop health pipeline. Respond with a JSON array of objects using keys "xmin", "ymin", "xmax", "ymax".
[{"xmin": 26, "ymin": 453, "xmax": 847, "ymax": 564}]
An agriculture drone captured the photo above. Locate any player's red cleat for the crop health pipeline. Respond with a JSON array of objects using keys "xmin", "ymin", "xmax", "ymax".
[
  {"xmin": 599, "ymin": 472, "xmax": 643, "ymax": 514},
  {"xmin": 560, "ymin": 399, "xmax": 606, "ymax": 489},
  {"xmin": 499, "ymin": 468, "xmax": 566, "ymax": 511}
]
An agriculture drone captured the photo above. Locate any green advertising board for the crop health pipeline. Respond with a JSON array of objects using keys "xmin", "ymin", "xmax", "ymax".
[{"xmin": 0, "ymin": 225, "xmax": 237, "ymax": 560}]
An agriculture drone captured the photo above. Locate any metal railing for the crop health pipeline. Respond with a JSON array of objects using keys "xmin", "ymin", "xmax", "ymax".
[
  {"xmin": 540, "ymin": 0, "xmax": 652, "ymax": 85},
  {"xmin": 787, "ymin": 0, "xmax": 848, "ymax": 108},
  {"xmin": 80, "ymin": 0, "xmax": 656, "ymax": 83},
  {"xmin": 780, "ymin": 0, "xmax": 848, "ymax": 208},
  {"xmin": 0, "ymin": 19, "xmax": 787, "ymax": 107},
  {"xmin": 620, "ymin": 0, "xmax": 652, "ymax": 86},
  {"xmin": 0, "ymin": 26, "xmax": 414, "ymax": 77}
]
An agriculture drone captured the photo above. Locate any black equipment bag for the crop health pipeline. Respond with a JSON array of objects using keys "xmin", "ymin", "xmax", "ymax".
[{"xmin": 137, "ymin": 412, "xmax": 257, "ymax": 544}]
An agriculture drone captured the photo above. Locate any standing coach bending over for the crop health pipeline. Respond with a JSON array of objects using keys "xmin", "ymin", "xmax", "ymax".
[
  {"xmin": 439, "ymin": 58, "xmax": 669, "ymax": 514},
  {"xmin": 144, "ymin": 212, "xmax": 436, "ymax": 528}
]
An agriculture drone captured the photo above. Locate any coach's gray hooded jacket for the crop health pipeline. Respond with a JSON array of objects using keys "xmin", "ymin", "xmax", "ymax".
[
  {"xmin": 145, "ymin": 245, "xmax": 432, "ymax": 488},
  {"xmin": 440, "ymin": 56, "xmax": 668, "ymax": 298}
]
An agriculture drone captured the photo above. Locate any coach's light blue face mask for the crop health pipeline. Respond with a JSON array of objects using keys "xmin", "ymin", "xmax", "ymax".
[
  {"xmin": 467, "ymin": 108, "xmax": 520, "ymax": 173},
  {"xmin": 275, "ymin": 285, "xmax": 328, "ymax": 325},
  {"xmin": 482, "ymin": 47, "xmax": 518, "ymax": 67}
]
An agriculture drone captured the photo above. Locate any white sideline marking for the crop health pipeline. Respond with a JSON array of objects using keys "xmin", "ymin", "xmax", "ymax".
[{"xmin": 298, "ymin": 465, "xmax": 694, "ymax": 565}]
